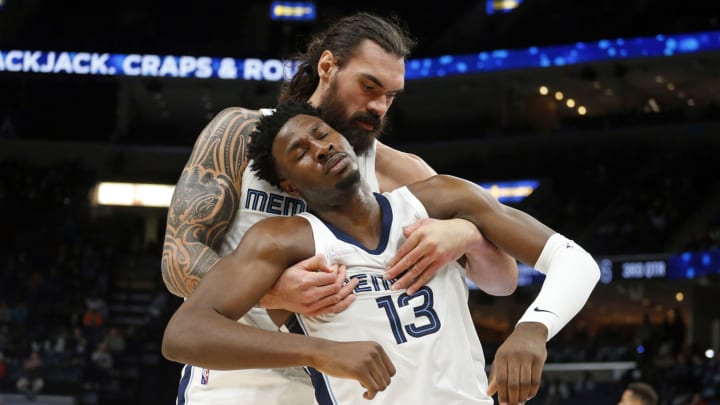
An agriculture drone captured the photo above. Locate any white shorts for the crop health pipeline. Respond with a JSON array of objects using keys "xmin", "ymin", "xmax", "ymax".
[{"xmin": 176, "ymin": 365, "xmax": 314, "ymax": 405}]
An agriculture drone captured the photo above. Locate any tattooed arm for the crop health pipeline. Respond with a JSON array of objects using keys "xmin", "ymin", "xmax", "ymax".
[
  {"xmin": 161, "ymin": 107, "xmax": 258, "ymax": 298},
  {"xmin": 161, "ymin": 108, "xmax": 356, "ymax": 316}
]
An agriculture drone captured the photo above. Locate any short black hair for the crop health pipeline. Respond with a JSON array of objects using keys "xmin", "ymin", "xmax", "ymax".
[
  {"xmin": 627, "ymin": 382, "xmax": 659, "ymax": 405},
  {"xmin": 248, "ymin": 101, "xmax": 323, "ymax": 187}
]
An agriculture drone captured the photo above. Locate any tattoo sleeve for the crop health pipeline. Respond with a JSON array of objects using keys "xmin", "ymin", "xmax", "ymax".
[{"xmin": 161, "ymin": 108, "xmax": 263, "ymax": 297}]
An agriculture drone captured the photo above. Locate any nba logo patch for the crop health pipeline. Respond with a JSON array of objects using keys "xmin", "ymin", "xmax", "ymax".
[{"xmin": 201, "ymin": 368, "xmax": 210, "ymax": 385}]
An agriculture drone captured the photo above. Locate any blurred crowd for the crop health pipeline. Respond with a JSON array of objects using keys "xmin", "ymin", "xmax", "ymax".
[
  {"xmin": 0, "ymin": 158, "xmax": 180, "ymax": 404},
  {"xmin": 0, "ymin": 152, "xmax": 718, "ymax": 405}
]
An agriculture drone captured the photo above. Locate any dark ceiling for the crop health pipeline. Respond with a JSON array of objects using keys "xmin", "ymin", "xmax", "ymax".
[
  {"xmin": 3, "ymin": 0, "xmax": 718, "ymax": 57},
  {"xmin": 1, "ymin": 1, "xmax": 719, "ymax": 156},
  {"xmin": 1, "ymin": 1, "xmax": 719, "ymax": 259}
]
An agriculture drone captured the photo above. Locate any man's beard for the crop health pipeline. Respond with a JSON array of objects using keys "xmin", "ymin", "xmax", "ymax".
[
  {"xmin": 336, "ymin": 169, "xmax": 361, "ymax": 190},
  {"xmin": 318, "ymin": 81, "xmax": 385, "ymax": 155}
]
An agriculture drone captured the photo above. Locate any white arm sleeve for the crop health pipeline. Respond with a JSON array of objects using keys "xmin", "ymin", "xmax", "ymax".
[{"xmin": 516, "ymin": 233, "xmax": 600, "ymax": 341}]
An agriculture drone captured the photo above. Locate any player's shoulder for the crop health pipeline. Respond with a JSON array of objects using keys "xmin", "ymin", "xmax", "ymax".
[
  {"xmin": 185, "ymin": 106, "xmax": 274, "ymax": 173},
  {"xmin": 375, "ymin": 141, "xmax": 436, "ymax": 190},
  {"xmin": 376, "ymin": 141, "xmax": 431, "ymax": 172},
  {"xmin": 212, "ymin": 106, "xmax": 267, "ymax": 123},
  {"xmin": 194, "ymin": 106, "xmax": 272, "ymax": 144}
]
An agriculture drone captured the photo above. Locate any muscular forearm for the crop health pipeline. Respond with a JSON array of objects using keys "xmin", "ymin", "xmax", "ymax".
[
  {"xmin": 162, "ymin": 308, "xmax": 322, "ymax": 370},
  {"xmin": 464, "ymin": 237, "xmax": 518, "ymax": 296},
  {"xmin": 162, "ymin": 301, "xmax": 396, "ymax": 397},
  {"xmin": 453, "ymin": 218, "xmax": 518, "ymax": 296},
  {"xmin": 161, "ymin": 238, "xmax": 222, "ymax": 298}
]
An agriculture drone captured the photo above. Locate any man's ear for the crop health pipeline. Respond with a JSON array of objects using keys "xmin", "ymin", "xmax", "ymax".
[
  {"xmin": 280, "ymin": 180, "xmax": 301, "ymax": 197},
  {"xmin": 317, "ymin": 50, "xmax": 335, "ymax": 79}
]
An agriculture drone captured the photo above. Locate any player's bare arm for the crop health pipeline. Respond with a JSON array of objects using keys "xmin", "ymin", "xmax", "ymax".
[
  {"xmin": 461, "ymin": 231, "xmax": 518, "ymax": 296},
  {"xmin": 161, "ymin": 107, "xmax": 261, "ymax": 298},
  {"xmin": 161, "ymin": 107, "xmax": 354, "ymax": 312},
  {"xmin": 163, "ymin": 216, "xmax": 320, "ymax": 366},
  {"xmin": 376, "ymin": 141, "xmax": 518, "ymax": 295},
  {"xmin": 162, "ymin": 217, "xmax": 395, "ymax": 398},
  {"xmin": 374, "ymin": 141, "xmax": 437, "ymax": 192},
  {"xmin": 412, "ymin": 174, "xmax": 599, "ymax": 405},
  {"xmin": 410, "ymin": 175, "xmax": 555, "ymax": 264}
]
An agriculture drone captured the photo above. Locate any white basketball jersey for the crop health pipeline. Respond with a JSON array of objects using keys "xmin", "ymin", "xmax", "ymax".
[
  {"xmin": 295, "ymin": 187, "xmax": 492, "ymax": 405},
  {"xmin": 177, "ymin": 128, "xmax": 379, "ymax": 404}
]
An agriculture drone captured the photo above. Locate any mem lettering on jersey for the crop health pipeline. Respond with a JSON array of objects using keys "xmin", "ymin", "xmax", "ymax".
[
  {"xmin": 245, "ymin": 188, "xmax": 306, "ymax": 215},
  {"xmin": 349, "ymin": 272, "xmax": 397, "ymax": 294}
]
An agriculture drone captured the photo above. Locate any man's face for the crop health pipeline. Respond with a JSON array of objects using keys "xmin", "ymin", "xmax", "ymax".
[
  {"xmin": 318, "ymin": 40, "xmax": 405, "ymax": 155},
  {"xmin": 274, "ymin": 114, "xmax": 361, "ymax": 200}
]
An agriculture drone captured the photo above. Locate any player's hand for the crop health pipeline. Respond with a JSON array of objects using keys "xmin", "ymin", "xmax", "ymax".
[
  {"xmin": 487, "ymin": 322, "xmax": 548, "ymax": 405},
  {"xmin": 314, "ymin": 340, "xmax": 396, "ymax": 400},
  {"xmin": 259, "ymin": 254, "xmax": 359, "ymax": 316},
  {"xmin": 385, "ymin": 218, "xmax": 479, "ymax": 294}
]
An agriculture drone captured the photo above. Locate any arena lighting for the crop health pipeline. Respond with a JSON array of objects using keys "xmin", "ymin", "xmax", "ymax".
[
  {"xmin": 93, "ymin": 182, "xmax": 174, "ymax": 208},
  {"xmin": 479, "ymin": 180, "xmax": 538, "ymax": 204},
  {"xmin": 668, "ymin": 249, "xmax": 720, "ymax": 279},
  {"xmin": 486, "ymin": 0, "xmax": 523, "ymax": 15},
  {"xmin": 2, "ymin": 30, "xmax": 720, "ymax": 80},
  {"xmin": 270, "ymin": 1, "xmax": 316, "ymax": 21}
]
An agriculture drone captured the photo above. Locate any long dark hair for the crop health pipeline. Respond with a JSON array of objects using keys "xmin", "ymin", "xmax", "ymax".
[{"xmin": 278, "ymin": 12, "xmax": 416, "ymax": 103}]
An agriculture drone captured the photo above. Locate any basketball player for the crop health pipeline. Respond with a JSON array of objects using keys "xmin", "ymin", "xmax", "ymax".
[
  {"xmin": 161, "ymin": 12, "xmax": 519, "ymax": 404},
  {"xmin": 161, "ymin": 101, "xmax": 601, "ymax": 405},
  {"xmin": 618, "ymin": 382, "xmax": 659, "ymax": 405}
]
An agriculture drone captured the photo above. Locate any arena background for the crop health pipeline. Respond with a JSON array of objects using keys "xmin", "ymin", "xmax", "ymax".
[{"xmin": 1, "ymin": 1, "xmax": 719, "ymax": 404}]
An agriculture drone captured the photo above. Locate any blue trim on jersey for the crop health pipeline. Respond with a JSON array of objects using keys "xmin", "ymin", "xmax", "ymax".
[
  {"xmin": 284, "ymin": 313, "xmax": 304, "ymax": 334},
  {"xmin": 308, "ymin": 366, "xmax": 337, "ymax": 405},
  {"xmin": 324, "ymin": 192, "xmax": 392, "ymax": 254},
  {"xmin": 177, "ymin": 364, "xmax": 192, "ymax": 405}
]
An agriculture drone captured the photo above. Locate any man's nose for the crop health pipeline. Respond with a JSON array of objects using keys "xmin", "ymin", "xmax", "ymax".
[
  {"xmin": 367, "ymin": 94, "xmax": 390, "ymax": 117},
  {"xmin": 315, "ymin": 142, "xmax": 334, "ymax": 161}
]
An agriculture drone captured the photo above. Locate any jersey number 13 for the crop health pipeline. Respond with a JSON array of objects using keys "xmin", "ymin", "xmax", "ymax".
[{"xmin": 375, "ymin": 286, "xmax": 441, "ymax": 344}]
